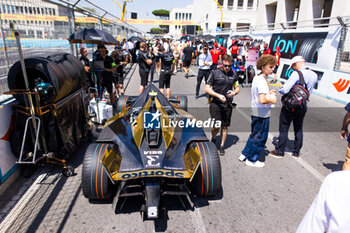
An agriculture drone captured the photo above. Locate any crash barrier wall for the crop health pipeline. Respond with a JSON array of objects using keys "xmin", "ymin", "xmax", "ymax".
[
  {"xmin": 0, "ymin": 95, "xmax": 17, "ymax": 185},
  {"xmin": 224, "ymin": 24, "xmax": 350, "ymax": 104}
]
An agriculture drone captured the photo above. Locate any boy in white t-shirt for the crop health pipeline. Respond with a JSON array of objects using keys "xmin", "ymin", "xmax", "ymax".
[{"xmin": 239, "ymin": 55, "xmax": 277, "ymax": 167}]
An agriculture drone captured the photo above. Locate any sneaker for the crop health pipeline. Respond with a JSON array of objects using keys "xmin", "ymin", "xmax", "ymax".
[
  {"xmin": 219, "ymin": 146, "xmax": 225, "ymax": 156},
  {"xmin": 238, "ymin": 154, "xmax": 246, "ymax": 162},
  {"xmin": 185, "ymin": 73, "xmax": 189, "ymax": 79},
  {"xmin": 245, "ymin": 160, "xmax": 265, "ymax": 168},
  {"xmin": 195, "ymin": 95, "xmax": 199, "ymax": 100},
  {"xmin": 292, "ymin": 152, "xmax": 300, "ymax": 158},
  {"xmin": 269, "ymin": 150, "xmax": 284, "ymax": 159}
]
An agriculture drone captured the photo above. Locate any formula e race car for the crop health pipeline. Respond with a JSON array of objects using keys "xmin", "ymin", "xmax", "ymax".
[{"xmin": 81, "ymin": 84, "xmax": 222, "ymax": 219}]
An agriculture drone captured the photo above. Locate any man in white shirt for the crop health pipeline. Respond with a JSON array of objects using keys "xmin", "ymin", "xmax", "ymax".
[
  {"xmin": 196, "ymin": 44, "xmax": 213, "ymax": 99},
  {"xmin": 296, "ymin": 170, "xmax": 350, "ymax": 233}
]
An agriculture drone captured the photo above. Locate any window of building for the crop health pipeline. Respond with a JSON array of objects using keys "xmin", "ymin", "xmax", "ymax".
[
  {"xmin": 6, "ymin": 5, "xmax": 10, "ymax": 13},
  {"xmin": 28, "ymin": 30, "xmax": 34, "ymax": 38},
  {"xmin": 182, "ymin": 13, "xmax": 185, "ymax": 20},
  {"xmin": 228, "ymin": 0, "xmax": 234, "ymax": 9},
  {"xmin": 37, "ymin": 31, "xmax": 43, "ymax": 38},
  {"xmin": 4, "ymin": 20, "xmax": 7, "ymax": 24},
  {"xmin": 25, "ymin": 7, "xmax": 27, "ymax": 14},
  {"xmin": 248, "ymin": 0, "xmax": 254, "ymax": 8},
  {"xmin": 238, "ymin": 0, "xmax": 244, "ymax": 9},
  {"xmin": 49, "ymin": 8, "xmax": 52, "ymax": 15},
  {"xmin": 2, "ymin": 4, "xmax": 5, "ymax": 13},
  {"xmin": 218, "ymin": 0, "xmax": 224, "ymax": 7},
  {"xmin": 45, "ymin": 8, "xmax": 48, "ymax": 15},
  {"xmin": 52, "ymin": 9, "xmax": 55, "ymax": 15},
  {"xmin": 20, "ymin": 6, "xmax": 23, "ymax": 14},
  {"xmin": 16, "ymin": 6, "xmax": 19, "ymax": 13},
  {"xmin": 185, "ymin": 13, "xmax": 188, "ymax": 20},
  {"xmin": 29, "ymin": 7, "xmax": 32, "ymax": 14},
  {"xmin": 33, "ymin": 7, "xmax": 36, "ymax": 14},
  {"xmin": 41, "ymin": 8, "xmax": 44, "ymax": 15},
  {"xmin": 175, "ymin": 13, "xmax": 178, "ymax": 20},
  {"xmin": 37, "ymin": 8, "xmax": 40, "ymax": 14},
  {"xmin": 189, "ymin": 13, "xmax": 192, "ymax": 20}
]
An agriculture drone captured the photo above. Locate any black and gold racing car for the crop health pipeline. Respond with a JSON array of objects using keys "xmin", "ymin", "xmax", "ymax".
[{"xmin": 81, "ymin": 84, "xmax": 222, "ymax": 219}]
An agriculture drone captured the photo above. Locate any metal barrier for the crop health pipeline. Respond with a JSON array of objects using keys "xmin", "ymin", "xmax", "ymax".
[{"xmin": 0, "ymin": 0, "xmax": 144, "ymax": 94}]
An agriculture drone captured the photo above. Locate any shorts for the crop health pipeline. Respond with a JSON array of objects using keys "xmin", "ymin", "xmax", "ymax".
[
  {"xmin": 273, "ymin": 65, "xmax": 279, "ymax": 74},
  {"xmin": 113, "ymin": 71, "xmax": 124, "ymax": 85},
  {"xmin": 159, "ymin": 72, "xmax": 171, "ymax": 89},
  {"xmin": 209, "ymin": 101, "xmax": 233, "ymax": 127},
  {"xmin": 102, "ymin": 75, "xmax": 113, "ymax": 94},
  {"xmin": 155, "ymin": 56, "xmax": 160, "ymax": 62},
  {"xmin": 139, "ymin": 69, "xmax": 149, "ymax": 86},
  {"xmin": 183, "ymin": 59, "xmax": 191, "ymax": 68}
]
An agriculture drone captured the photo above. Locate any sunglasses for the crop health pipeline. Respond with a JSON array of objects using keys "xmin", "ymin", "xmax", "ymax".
[{"xmin": 223, "ymin": 64, "xmax": 231, "ymax": 68}]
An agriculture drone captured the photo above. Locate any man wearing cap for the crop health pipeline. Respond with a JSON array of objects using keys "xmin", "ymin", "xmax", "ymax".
[{"xmin": 269, "ymin": 56, "xmax": 318, "ymax": 158}]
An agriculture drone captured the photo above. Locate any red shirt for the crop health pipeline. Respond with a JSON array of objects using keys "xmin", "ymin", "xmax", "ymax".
[
  {"xmin": 231, "ymin": 45, "xmax": 239, "ymax": 55},
  {"xmin": 263, "ymin": 48, "xmax": 271, "ymax": 55},
  {"xmin": 220, "ymin": 46, "xmax": 227, "ymax": 56},
  {"xmin": 275, "ymin": 52, "xmax": 281, "ymax": 66},
  {"xmin": 210, "ymin": 48, "xmax": 222, "ymax": 64}
]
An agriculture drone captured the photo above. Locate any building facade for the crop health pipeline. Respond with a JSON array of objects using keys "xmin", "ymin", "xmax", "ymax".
[
  {"xmin": 256, "ymin": 0, "xmax": 350, "ymax": 30},
  {"xmin": 192, "ymin": 0, "xmax": 259, "ymax": 34},
  {"xmin": 0, "ymin": 0, "xmax": 58, "ymax": 39},
  {"xmin": 169, "ymin": 5, "xmax": 193, "ymax": 37}
]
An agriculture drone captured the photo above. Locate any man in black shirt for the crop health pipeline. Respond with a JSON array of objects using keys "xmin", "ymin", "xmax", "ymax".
[
  {"xmin": 138, "ymin": 42, "xmax": 152, "ymax": 94},
  {"xmin": 111, "ymin": 49, "xmax": 127, "ymax": 98},
  {"xmin": 80, "ymin": 47, "xmax": 93, "ymax": 89},
  {"xmin": 181, "ymin": 42, "xmax": 194, "ymax": 78},
  {"xmin": 158, "ymin": 47, "xmax": 175, "ymax": 98},
  {"xmin": 205, "ymin": 55, "xmax": 240, "ymax": 155},
  {"xmin": 94, "ymin": 45, "xmax": 116, "ymax": 104}
]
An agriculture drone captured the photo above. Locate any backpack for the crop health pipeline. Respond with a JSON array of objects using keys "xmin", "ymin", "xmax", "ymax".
[{"xmin": 282, "ymin": 70, "xmax": 309, "ymax": 110}]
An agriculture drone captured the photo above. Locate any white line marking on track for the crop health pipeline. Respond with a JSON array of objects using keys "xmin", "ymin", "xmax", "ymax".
[
  {"xmin": 0, "ymin": 170, "xmax": 47, "ymax": 233},
  {"xmin": 190, "ymin": 207, "xmax": 207, "ymax": 233},
  {"xmin": 236, "ymin": 107, "xmax": 325, "ymax": 182},
  {"xmin": 189, "ymin": 68, "xmax": 197, "ymax": 76}
]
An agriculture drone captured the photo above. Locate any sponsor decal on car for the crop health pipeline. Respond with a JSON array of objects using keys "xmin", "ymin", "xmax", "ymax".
[{"xmin": 113, "ymin": 169, "xmax": 190, "ymax": 180}]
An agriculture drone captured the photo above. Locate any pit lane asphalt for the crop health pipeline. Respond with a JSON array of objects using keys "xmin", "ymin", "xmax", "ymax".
[{"xmin": 0, "ymin": 64, "xmax": 347, "ymax": 233}]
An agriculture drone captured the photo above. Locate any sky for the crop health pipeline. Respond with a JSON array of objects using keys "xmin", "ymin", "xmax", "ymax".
[{"xmin": 78, "ymin": 0, "xmax": 192, "ymax": 33}]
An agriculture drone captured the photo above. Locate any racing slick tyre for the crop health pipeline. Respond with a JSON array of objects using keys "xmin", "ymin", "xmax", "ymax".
[
  {"xmin": 116, "ymin": 95, "xmax": 129, "ymax": 113},
  {"xmin": 176, "ymin": 95, "xmax": 188, "ymax": 112},
  {"xmin": 297, "ymin": 38, "xmax": 324, "ymax": 63},
  {"xmin": 193, "ymin": 141, "xmax": 222, "ymax": 197},
  {"xmin": 82, "ymin": 143, "xmax": 112, "ymax": 200}
]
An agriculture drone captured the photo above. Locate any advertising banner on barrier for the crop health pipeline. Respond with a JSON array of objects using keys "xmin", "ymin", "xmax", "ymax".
[
  {"xmin": 327, "ymin": 72, "xmax": 350, "ymax": 103},
  {"xmin": 279, "ymin": 64, "xmax": 325, "ymax": 91},
  {"xmin": 268, "ymin": 32, "xmax": 328, "ymax": 63}
]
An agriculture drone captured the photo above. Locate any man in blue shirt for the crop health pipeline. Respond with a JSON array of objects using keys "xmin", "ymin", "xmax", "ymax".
[
  {"xmin": 195, "ymin": 44, "xmax": 213, "ymax": 99},
  {"xmin": 340, "ymin": 102, "xmax": 350, "ymax": 170},
  {"xmin": 269, "ymin": 56, "xmax": 318, "ymax": 158}
]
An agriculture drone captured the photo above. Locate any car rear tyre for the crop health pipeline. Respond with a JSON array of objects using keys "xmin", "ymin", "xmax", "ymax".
[
  {"xmin": 82, "ymin": 143, "xmax": 112, "ymax": 200},
  {"xmin": 116, "ymin": 95, "xmax": 129, "ymax": 113},
  {"xmin": 176, "ymin": 95, "xmax": 188, "ymax": 111},
  {"xmin": 193, "ymin": 141, "xmax": 222, "ymax": 197}
]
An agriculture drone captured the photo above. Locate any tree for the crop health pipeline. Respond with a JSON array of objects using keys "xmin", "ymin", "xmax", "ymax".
[
  {"xmin": 152, "ymin": 9, "xmax": 170, "ymax": 33},
  {"xmin": 152, "ymin": 9, "xmax": 170, "ymax": 19},
  {"xmin": 150, "ymin": 28, "xmax": 163, "ymax": 34}
]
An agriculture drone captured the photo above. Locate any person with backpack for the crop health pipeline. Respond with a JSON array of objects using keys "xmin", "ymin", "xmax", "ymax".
[{"xmin": 269, "ymin": 56, "xmax": 318, "ymax": 158}]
